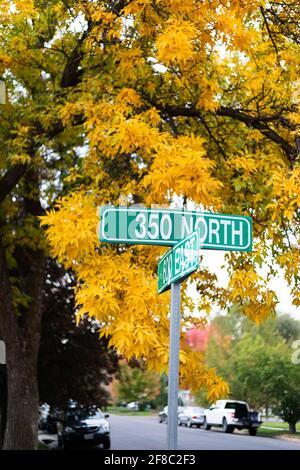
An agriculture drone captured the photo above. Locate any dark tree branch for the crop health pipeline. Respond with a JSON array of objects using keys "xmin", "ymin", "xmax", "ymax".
[
  {"xmin": 60, "ymin": 34, "xmax": 86, "ymax": 88},
  {"xmin": 60, "ymin": 1, "xmax": 131, "ymax": 88},
  {"xmin": 150, "ymin": 101, "xmax": 297, "ymax": 162},
  {"xmin": 0, "ymin": 164, "xmax": 28, "ymax": 205},
  {"xmin": 266, "ymin": 6, "xmax": 300, "ymax": 45},
  {"xmin": 217, "ymin": 106, "xmax": 296, "ymax": 159}
]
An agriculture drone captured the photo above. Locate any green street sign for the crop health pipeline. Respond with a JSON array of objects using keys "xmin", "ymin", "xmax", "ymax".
[
  {"xmin": 157, "ymin": 231, "xmax": 199, "ymax": 294},
  {"xmin": 99, "ymin": 206, "xmax": 252, "ymax": 251}
]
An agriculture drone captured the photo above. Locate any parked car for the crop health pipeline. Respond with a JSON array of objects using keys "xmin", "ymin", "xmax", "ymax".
[
  {"xmin": 57, "ymin": 405, "xmax": 110, "ymax": 449},
  {"xmin": 203, "ymin": 400, "xmax": 262, "ymax": 435},
  {"xmin": 126, "ymin": 401, "xmax": 140, "ymax": 411},
  {"xmin": 178, "ymin": 406, "xmax": 205, "ymax": 428},
  {"xmin": 158, "ymin": 405, "xmax": 184, "ymax": 423}
]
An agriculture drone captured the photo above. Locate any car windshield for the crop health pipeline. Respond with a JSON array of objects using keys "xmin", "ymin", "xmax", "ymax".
[{"xmin": 65, "ymin": 407, "xmax": 103, "ymax": 423}]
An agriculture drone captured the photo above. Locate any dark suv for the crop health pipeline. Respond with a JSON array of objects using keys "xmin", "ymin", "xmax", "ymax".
[{"xmin": 57, "ymin": 406, "xmax": 110, "ymax": 449}]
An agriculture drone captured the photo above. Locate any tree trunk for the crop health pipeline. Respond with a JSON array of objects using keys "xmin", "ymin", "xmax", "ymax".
[
  {"xmin": 0, "ymin": 364, "xmax": 7, "ymax": 449},
  {"xmin": 0, "ymin": 235, "xmax": 45, "ymax": 449},
  {"xmin": 288, "ymin": 421, "xmax": 296, "ymax": 434},
  {"xmin": 265, "ymin": 404, "xmax": 269, "ymax": 421},
  {"xmin": 3, "ymin": 340, "xmax": 40, "ymax": 449}
]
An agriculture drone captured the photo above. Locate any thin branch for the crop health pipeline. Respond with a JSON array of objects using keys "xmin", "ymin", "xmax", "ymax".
[
  {"xmin": 150, "ymin": 102, "xmax": 297, "ymax": 162},
  {"xmin": 198, "ymin": 115, "xmax": 228, "ymax": 160},
  {"xmin": 260, "ymin": 6, "xmax": 281, "ymax": 66}
]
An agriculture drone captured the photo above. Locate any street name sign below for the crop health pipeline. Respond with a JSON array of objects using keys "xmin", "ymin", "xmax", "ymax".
[
  {"xmin": 158, "ymin": 232, "xmax": 199, "ymax": 294},
  {"xmin": 99, "ymin": 206, "xmax": 252, "ymax": 251}
]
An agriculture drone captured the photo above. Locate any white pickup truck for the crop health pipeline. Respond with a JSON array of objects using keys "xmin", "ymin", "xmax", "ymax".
[{"xmin": 203, "ymin": 400, "xmax": 262, "ymax": 435}]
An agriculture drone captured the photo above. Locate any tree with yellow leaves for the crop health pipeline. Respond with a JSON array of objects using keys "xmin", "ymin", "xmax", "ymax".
[{"xmin": 1, "ymin": 0, "xmax": 300, "ymax": 449}]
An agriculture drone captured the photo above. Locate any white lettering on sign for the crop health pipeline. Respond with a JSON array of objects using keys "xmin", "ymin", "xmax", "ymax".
[
  {"xmin": 220, "ymin": 219, "xmax": 231, "ymax": 244},
  {"xmin": 208, "ymin": 219, "xmax": 220, "ymax": 244},
  {"xmin": 182, "ymin": 217, "xmax": 193, "ymax": 238},
  {"xmin": 148, "ymin": 213, "xmax": 159, "ymax": 239},
  {"xmin": 184, "ymin": 243, "xmax": 190, "ymax": 270},
  {"xmin": 173, "ymin": 241, "xmax": 197, "ymax": 277},
  {"xmin": 232, "ymin": 221, "xmax": 243, "ymax": 246},
  {"xmin": 161, "ymin": 214, "xmax": 172, "ymax": 240},
  {"xmin": 174, "ymin": 248, "xmax": 181, "ymax": 276},
  {"xmin": 188, "ymin": 216, "xmax": 245, "ymax": 247},
  {"xmin": 163, "ymin": 253, "xmax": 172, "ymax": 285},
  {"xmin": 135, "ymin": 213, "xmax": 147, "ymax": 239}
]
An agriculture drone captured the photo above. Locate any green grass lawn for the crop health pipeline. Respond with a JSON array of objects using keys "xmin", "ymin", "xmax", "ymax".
[
  {"xmin": 258, "ymin": 421, "xmax": 300, "ymax": 439},
  {"xmin": 107, "ymin": 406, "xmax": 157, "ymax": 417}
]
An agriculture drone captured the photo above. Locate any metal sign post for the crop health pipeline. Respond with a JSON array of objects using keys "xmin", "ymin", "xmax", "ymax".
[
  {"xmin": 158, "ymin": 232, "xmax": 200, "ymax": 450},
  {"xmin": 167, "ymin": 282, "xmax": 181, "ymax": 450}
]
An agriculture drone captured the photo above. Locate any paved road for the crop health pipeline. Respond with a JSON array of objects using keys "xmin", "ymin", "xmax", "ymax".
[
  {"xmin": 107, "ymin": 415, "xmax": 300, "ymax": 450},
  {"xmin": 40, "ymin": 415, "xmax": 300, "ymax": 450}
]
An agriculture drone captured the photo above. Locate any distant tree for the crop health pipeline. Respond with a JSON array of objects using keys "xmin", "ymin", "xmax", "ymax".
[
  {"xmin": 116, "ymin": 363, "xmax": 160, "ymax": 411},
  {"xmin": 193, "ymin": 386, "xmax": 210, "ymax": 409},
  {"xmin": 231, "ymin": 334, "xmax": 288, "ymax": 412},
  {"xmin": 205, "ymin": 313, "xmax": 300, "ymax": 431},
  {"xmin": 149, "ymin": 373, "xmax": 168, "ymax": 410},
  {"xmin": 276, "ymin": 314, "xmax": 300, "ymax": 343},
  {"xmin": 271, "ymin": 362, "xmax": 300, "ymax": 434},
  {"xmin": 186, "ymin": 324, "xmax": 215, "ymax": 352},
  {"xmin": 38, "ymin": 259, "xmax": 119, "ymax": 409}
]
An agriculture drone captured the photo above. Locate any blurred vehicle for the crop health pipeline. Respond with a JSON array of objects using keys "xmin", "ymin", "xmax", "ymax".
[
  {"xmin": 203, "ymin": 400, "xmax": 262, "ymax": 435},
  {"xmin": 158, "ymin": 405, "xmax": 184, "ymax": 423},
  {"xmin": 39, "ymin": 404, "xmax": 50, "ymax": 430},
  {"xmin": 39, "ymin": 404, "xmax": 62, "ymax": 433},
  {"xmin": 178, "ymin": 406, "xmax": 205, "ymax": 428},
  {"xmin": 57, "ymin": 405, "xmax": 110, "ymax": 449},
  {"xmin": 46, "ymin": 407, "xmax": 61, "ymax": 434},
  {"xmin": 126, "ymin": 401, "xmax": 140, "ymax": 411}
]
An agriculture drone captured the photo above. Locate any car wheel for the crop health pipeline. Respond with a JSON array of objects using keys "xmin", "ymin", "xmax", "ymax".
[
  {"xmin": 222, "ymin": 418, "xmax": 234, "ymax": 433},
  {"xmin": 103, "ymin": 438, "xmax": 111, "ymax": 449},
  {"xmin": 249, "ymin": 427, "xmax": 257, "ymax": 436},
  {"xmin": 178, "ymin": 419, "xmax": 181, "ymax": 426},
  {"xmin": 203, "ymin": 417, "xmax": 211, "ymax": 431}
]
